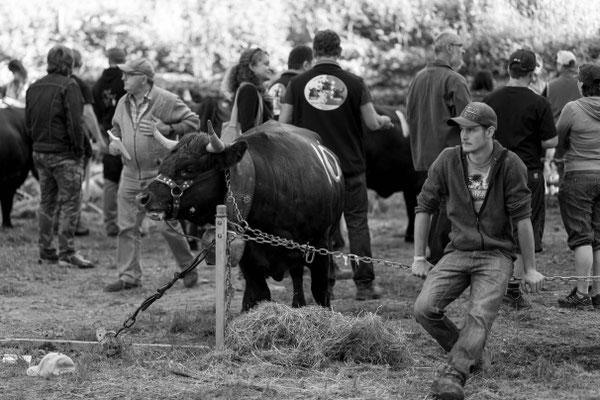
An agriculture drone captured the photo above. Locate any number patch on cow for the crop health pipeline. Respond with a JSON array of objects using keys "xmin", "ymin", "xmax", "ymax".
[{"xmin": 311, "ymin": 143, "xmax": 342, "ymax": 185}]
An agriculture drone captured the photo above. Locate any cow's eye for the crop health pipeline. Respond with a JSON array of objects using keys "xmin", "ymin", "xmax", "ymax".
[{"xmin": 181, "ymin": 167, "xmax": 196, "ymax": 178}]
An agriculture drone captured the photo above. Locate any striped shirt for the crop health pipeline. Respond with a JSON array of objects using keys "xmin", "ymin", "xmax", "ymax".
[{"xmin": 127, "ymin": 89, "xmax": 152, "ymax": 130}]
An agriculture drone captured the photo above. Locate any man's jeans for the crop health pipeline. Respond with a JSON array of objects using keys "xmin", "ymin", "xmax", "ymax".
[
  {"xmin": 116, "ymin": 174, "xmax": 194, "ymax": 285},
  {"xmin": 414, "ymin": 250, "xmax": 513, "ymax": 377},
  {"xmin": 343, "ymin": 173, "xmax": 374, "ymax": 286}
]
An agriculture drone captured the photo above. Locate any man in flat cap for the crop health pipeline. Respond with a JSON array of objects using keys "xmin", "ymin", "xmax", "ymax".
[
  {"xmin": 483, "ymin": 49, "xmax": 558, "ymax": 310},
  {"xmin": 412, "ymin": 102, "xmax": 544, "ymax": 400},
  {"xmin": 103, "ymin": 57, "xmax": 201, "ymax": 292}
]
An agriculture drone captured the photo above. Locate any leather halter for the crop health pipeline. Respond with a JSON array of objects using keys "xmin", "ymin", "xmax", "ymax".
[{"xmin": 153, "ymin": 169, "xmax": 220, "ymax": 219}]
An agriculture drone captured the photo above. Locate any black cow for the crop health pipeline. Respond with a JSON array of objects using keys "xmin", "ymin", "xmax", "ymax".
[
  {"xmin": 365, "ymin": 105, "xmax": 418, "ymax": 242},
  {"xmin": 137, "ymin": 121, "xmax": 345, "ymax": 311},
  {"xmin": 0, "ymin": 104, "xmax": 32, "ymax": 228}
]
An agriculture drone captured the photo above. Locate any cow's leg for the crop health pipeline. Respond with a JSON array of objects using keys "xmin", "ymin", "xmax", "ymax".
[
  {"xmin": 0, "ymin": 189, "xmax": 15, "ymax": 228},
  {"xmin": 307, "ymin": 252, "xmax": 331, "ymax": 308},
  {"xmin": 239, "ymin": 253, "xmax": 271, "ymax": 311},
  {"xmin": 289, "ymin": 264, "xmax": 306, "ymax": 308},
  {"xmin": 403, "ymin": 189, "xmax": 417, "ymax": 243}
]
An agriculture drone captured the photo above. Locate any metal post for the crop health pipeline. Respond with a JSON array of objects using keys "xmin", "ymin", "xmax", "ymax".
[{"xmin": 215, "ymin": 205, "xmax": 227, "ymax": 350}]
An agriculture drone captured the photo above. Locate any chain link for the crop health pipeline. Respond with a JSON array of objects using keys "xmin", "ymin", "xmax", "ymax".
[{"xmin": 224, "ymin": 169, "xmax": 600, "ymax": 284}]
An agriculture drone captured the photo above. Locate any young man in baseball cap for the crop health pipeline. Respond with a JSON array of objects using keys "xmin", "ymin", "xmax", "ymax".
[
  {"xmin": 483, "ymin": 49, "xmax": 558, "ymax": 310},
  {"xmin": 412, "ymin": 102, "xmax": 545, "ymax": 400}
]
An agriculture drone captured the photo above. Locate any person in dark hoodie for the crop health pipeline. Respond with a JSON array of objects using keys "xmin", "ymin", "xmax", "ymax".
[
  {"xmin": 92, "ymin": 48, "xmax": 127, "ymax": 237},
  {"xmin": 412, "ymin": 102, "xmax": 544, "ymax": 400},
  {"xmin": 267, "ymin": 45, "xmax": 313, "ymax": 119},
  {"xmin": 555, "ymin": 63, "xmax": 600, "ymax": 310}
]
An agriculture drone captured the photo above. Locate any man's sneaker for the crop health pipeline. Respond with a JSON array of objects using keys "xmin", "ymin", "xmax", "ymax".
[
  {"xmin": 38, "ymin": 252, "xmax": 58, "ymax": 264},
  {"xmin": 103, "ymin": 279, "xmax": 140, "ymax": 292},
  {"xmin": 558, "ymin": 287, "xmax": 593, "ymax": 310},
  {"xmin": 58, "ymin": 253, "xmax": 95, "ymax": 269},
  {"xmin": 182, "ymin": 270, "xmax": 198, "ymax": 288},
  {"xmin": 430, "ymin": 365, "xmax": 465, "ymax": 400},
  {"xmin": 355, "ymin": 283, "xmax": 382, "ymax": 301},
  {"xmin": 502, "ymin": 290, "xmax": 531, "ymax": 310},
  {"xmin": 591, "ymin": 293, "xmax": 600, "ymax": 309}
]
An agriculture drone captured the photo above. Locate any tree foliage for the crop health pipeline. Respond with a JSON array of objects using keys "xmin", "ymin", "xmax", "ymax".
[{"xmin": 0, "ymin": 0, "xmax": 599, "ymax": 102}]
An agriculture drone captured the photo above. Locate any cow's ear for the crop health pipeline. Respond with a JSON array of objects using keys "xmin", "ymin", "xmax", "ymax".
[{"xmin": 215, "ymin": 141, "xmax": 248, "ymax": 170}]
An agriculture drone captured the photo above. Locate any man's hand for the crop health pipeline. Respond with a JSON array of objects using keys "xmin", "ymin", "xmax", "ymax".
[
  {"xmin": 108, "ymin": 141, "xmax": 121, "ymax": 156},
  {"xmin": 412, "ymin": 258, "xmax": 434, "ymax": 279},
  {"xmin": 150, "ymin": 116, "xmax": 170, "ymax": 135},
  {"xmin": 379, "ymin": 115, "xmax": 394, "ymax": 130},
  {"xmin": 139, "ymin": 119, "xmax": 158, "ymax": 136},
  {"xmin": 521, "ymin": 269, "xmax": 545, "ymax": 293}
]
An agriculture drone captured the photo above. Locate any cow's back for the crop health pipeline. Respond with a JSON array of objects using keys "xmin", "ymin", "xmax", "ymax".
[
  {"xmin": 242, "ymin": 122, "xmax": 344, "ymax": 242},
  {"xmin": 364, "ymin": 105, "xmax": 417, "ymax": 198},
  {"xmin": 0, "ymin": 106, "xmax": 30, "ymax": 183}
]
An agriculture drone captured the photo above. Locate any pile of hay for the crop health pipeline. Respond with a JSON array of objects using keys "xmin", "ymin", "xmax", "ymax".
[{"xmin": 226, "ymin": 302, "xmax": 411, "ymax": 369}]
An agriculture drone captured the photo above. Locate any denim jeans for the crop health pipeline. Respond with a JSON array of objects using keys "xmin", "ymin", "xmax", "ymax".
[
  {"xmin": 33, "ymin": 152, "xmax": 84, "ymax": 257},
  {"xmin": 116, "ymin": 174, "xmax": 195, "ymax": 285},
  {"xmin": 558, "ymin": 171, "xmax": 600, "ymax": 251},
  {"xmin": 342, "ymin": 173, "xmax": 374, "ymax": 286},
  {"xmin": 413, "ymin": 250, "xmax": 513, "ymax": 377}
]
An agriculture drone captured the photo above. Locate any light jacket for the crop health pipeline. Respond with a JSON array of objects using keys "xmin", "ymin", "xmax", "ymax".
[
  {"xmin": 416, "ymin": 140, "xmax": 531, "ymax": 259},
  {"xmin": 112, "ymin": 85, "xmax": 200, "ymax": 180},
  {"xmin": 407, "ymin": 59, "xmax": 471, "ymax": 171}
]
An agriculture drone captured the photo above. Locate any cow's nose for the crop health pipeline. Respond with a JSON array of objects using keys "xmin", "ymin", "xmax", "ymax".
[{"xmin": 136, "ymin": 193, "xmax": 150, "ymax": 207}]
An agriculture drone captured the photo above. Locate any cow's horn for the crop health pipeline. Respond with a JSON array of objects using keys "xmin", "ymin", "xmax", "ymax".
[
  {"xmin": 153, "ymin": 128, "xmax": 177, "ymax": 150},
  {"xmin": 206, "ymin": 120, "xmax": 225, "ymax": 153}
]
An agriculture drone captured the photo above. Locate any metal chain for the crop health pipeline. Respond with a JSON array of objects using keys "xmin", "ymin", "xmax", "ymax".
[{"xmin": 224, "ymin": 169, "xmax": 600, "ymax": 284}]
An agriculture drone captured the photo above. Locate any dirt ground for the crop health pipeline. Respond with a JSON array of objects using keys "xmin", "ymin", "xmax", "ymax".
[{"xmin": 2, "ymin": 192, "xmax": 600, "ymax": 399}]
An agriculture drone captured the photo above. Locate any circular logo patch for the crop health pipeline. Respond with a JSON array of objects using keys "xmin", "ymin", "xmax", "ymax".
[{"xmin": 304, "ymin": 75, "xmax": 347, "ymax": 111}]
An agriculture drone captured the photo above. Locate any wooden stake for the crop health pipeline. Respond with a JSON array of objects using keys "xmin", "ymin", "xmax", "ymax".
[{"xmin": 215, "ymin": 204, "xmax": 227, "ymax": 350}]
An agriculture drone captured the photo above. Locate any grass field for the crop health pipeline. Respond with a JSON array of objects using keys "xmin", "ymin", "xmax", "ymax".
[{"xmin": 1, "ymin": 193, "xmax": 600, "ymax": 400}]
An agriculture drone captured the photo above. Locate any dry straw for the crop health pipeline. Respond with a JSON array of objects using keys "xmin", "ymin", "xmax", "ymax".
[{"xmin": 226, "ymin": 302, "xmax": 412, "ymax": 370}]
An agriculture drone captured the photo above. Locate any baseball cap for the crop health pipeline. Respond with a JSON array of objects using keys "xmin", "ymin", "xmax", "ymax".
[
  {"xmin": 448, "ymin": 102, "xmax": 497, "ymax": 129},
  {"xmin": 117, "ymin": 57, "xmax": 155, "ymax": 78},
  {"xmin": 509, "ymin": 49, "xmax": 539, "ymax": 72},
  {"xmin": 107, "ymin": 47, "xmax": 126, "ymax": 64},
  {"xmin": 578, "ymin": 63, "xmax": 600, "ymax": 87},
  {"xmin": 556, "ymin": 50, "xmax": 576, "ymax": 67}
]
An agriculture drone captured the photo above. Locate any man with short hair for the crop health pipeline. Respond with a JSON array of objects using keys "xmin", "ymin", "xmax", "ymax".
[
  {"xmin": 412, "ymin": 102, "xmax": 544, "ymax": 400},
  {"xmin": 406, "ymin": 30, "xmax": 471, "ymax": 264},
  {"xmin": 483, "ymin": 49, "xmax": 558, "ymax": 309},
  {"xmin": 268, "ymin": 45, "xmax": 313, "ymax": 119},
  {"xmin": 280, "ymin": 29, "xmax": 393, "ymax": 301},
  {"xmin": 93, "ymin": 47, "xmax": 127, "ymax": 237},
  {"xmin": 25, "ymin": 45, "xmax": 95, "ymax": 269},
  {"xmin": 544, "ymin": 50, "xmax": 581, "ymax": 123},
  {"xmin": 103, "ymin": 58, "xmax": 200, "ymax": 292}
]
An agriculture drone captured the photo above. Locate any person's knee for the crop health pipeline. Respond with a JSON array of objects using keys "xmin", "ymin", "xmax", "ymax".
[{"xmin": 414, "ymin": 296, "xmax": 433, "ymax": 324}]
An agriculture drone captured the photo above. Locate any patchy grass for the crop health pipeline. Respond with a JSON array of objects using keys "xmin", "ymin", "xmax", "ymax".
[{"xmin": 2, "ymin": 193, "xmax": 600, "ymax": 399}]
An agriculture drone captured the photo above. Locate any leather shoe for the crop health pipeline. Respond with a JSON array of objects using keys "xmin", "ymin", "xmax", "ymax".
[
  {"xmin": 355, "ymin": 283, "xmax": 382, "ymax": 301},
  {"xmin": 59, "ymin": 252, "xmax": 95, "ymax": 269},
  {"xmin": 103, "ymin": 279, "xmax": 140, "ymax": 292}
]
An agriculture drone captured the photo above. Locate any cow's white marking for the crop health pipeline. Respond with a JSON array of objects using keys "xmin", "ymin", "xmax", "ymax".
[{"xmin": 311, "ymin": 143, "xmax": 342, "ymax": 186}]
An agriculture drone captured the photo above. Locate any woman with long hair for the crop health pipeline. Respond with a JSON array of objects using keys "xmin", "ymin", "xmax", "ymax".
[
  {"xmin": 5, "ymin": 59, "xmax": 28, "ymax": 104},
  {"xmin": 222, "ymin": 47, "xmax": 273, "ymax": 133}
]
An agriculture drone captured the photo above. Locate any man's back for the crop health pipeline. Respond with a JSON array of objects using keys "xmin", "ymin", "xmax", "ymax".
[
  {"xmin": 93, "ymin": 66, "xmax": 126, "ymax": 132},
  {"xmin": 483, "ymin": 86, "xmax": 556, "ymax": 170},
  {"xmin": 546, "ymin": 73, "xmax": 581, "ymax": 123},
  {"xmin": 406, "ymin": 60, "xmax": 470, "ymax": 171},
  {"xmin": 285, "ymin": 60, "xmax": 366, "ymax": 176}
]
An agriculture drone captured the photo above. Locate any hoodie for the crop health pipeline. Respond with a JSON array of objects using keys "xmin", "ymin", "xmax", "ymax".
[
  {"xmin": 417, "ymin": 140, "xmax": 531, "ymax": 260},
  {"xmin": 556, "ymin": 96, "xmax": 600, "ymax": 172},
  {"xmin": 92, "ymin": 67, "xmax": 126, "ymax": 136}
]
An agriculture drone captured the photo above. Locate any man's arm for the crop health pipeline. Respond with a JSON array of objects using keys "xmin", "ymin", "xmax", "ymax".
[
  {"xmin": 155, "ymin": 96, "xmax": 200, "ymax": 136},
  {"xmin": 64, "ymin": 81, "xmax": 85, "ymax": 157},
  {"xmin": 515, "ymin": 218, "xmax": 544, "ymax": 292},
  {"xmin": 411, "ymin": 212, "xmax": 434, "ymax": 278},
  {"xmin": 82, "ymin": 104, "xmax": 107, "ymax": 150},
  {"xmin": 542, "ymin": 136, "xmax": 558, "ymax": 149},
  {"xmin": 360, "ymin": 102, "xmax": 394, "ymax": 131},
  {"xmin": 279, "ymin": 104, "xmax": 293, "ymax": 124}
]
